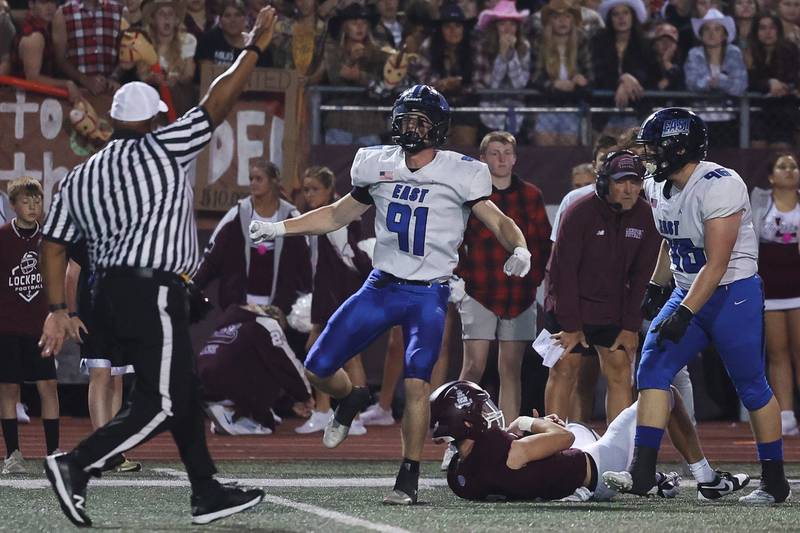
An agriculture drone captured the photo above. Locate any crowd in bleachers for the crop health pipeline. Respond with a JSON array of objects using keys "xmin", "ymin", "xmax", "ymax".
[{"xmin": 2, "ymin": 0, "xmax": 800, "ymax": 147}]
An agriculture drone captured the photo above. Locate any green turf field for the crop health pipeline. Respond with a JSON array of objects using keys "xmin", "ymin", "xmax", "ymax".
[{"xmin": 1, "ymin": 461, "xmax": 798, "ymax": 532}]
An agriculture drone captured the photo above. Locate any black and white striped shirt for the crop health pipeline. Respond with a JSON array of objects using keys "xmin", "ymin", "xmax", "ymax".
[{"xmin": 42, "ymin": 106, "xmax": 213, "ymax": 275}]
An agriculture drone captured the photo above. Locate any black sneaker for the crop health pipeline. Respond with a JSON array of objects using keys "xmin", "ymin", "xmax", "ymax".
[
  {"xmin": 191, "ymin": 483, "xmax": 265, "ymax": 525},
  {"xmin": 43, "ymin": 453, "xmax": 92, "ymax": 527},
  {"xmin": 697, "ymin": 470, "xmax": 750, "ymax": 501}
]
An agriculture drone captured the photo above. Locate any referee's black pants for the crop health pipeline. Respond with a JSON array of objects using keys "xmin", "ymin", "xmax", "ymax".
[{"xmin": 70, "ymin": 272, "xmax": 216, "ymax": 486}]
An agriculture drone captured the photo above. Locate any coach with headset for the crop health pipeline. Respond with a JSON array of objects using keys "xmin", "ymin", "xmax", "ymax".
[{"xmin": 543, "ymin": 151, "xmax": 661, "ymax": 425}]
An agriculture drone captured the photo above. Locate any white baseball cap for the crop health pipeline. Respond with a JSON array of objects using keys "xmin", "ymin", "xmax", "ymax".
[{"xmin": 110, "ymin": 82, "xmax": 169, "ymax": 122}]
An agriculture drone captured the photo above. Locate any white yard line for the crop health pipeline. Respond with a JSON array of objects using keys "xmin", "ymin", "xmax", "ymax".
[{"xmin": 260, "ymin": 493, "xmax": 411, "ymax": 533}]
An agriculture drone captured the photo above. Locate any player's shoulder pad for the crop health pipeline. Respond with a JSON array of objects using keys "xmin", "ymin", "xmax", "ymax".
[
  {"xmin": 352, "ymin": 145, "xmax": 401, "ymax": 186},
  {"xmin": 698, "ymin": 165, "xmax": 743, "ymax": 182}
]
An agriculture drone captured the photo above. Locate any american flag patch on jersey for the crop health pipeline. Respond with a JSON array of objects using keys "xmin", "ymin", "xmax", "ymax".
[
  {"xmin": 650, "ymin": 198, "xmax": 658, "ymax": 208},
  {"xmin": 379, "ymin": 170, "xmax": 394, "ymax": 180}
]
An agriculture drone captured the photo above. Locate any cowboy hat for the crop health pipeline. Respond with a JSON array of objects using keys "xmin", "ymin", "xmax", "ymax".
[
  {"xmin": 142, "ymin": 0, "xmax": 187, "ymax": 27},
  {"xmin": 477, "ymin": 0, "xmax": 529, "ymax": 31},
  {"xmin": 437, "ymin": 2, "xmax": 474, "ymax": 25},
  {"xmin": 329, "ymin": 2, "xmax": 378, "ymax": 39},
  {"xmin": 540, "ymin": 0, "xmax": 582, "ymax": 26},
  {"xmin": 691, "ymin": 8, "xmax": 736, "ymax": 43},
  {"xmin": 597, "ymin": 0, "xmax": 647, "ymax": 24}
]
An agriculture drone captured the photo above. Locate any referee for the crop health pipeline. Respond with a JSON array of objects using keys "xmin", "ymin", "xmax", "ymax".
[{"xmin": 37, "ymin": 7, "xmax": 278, "ymax": 528}]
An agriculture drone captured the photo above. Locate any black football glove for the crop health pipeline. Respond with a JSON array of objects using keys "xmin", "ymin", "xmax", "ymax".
[
  {"xmin": 641, "ymin": 282, "xmax": 672, "ymax": 320},
  {"xmin": 652, "ymin": 304, "xmax": 694, "ymax": 348}
]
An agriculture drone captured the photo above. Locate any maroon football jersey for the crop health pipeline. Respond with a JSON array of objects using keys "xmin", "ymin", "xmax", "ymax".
[
  {"xmin": 0, "ymin": 222, "xmax": 47, "ymax": 337},
  {"xmin": 447, "ymin": 428, "xmax": 588, "ymax": 501}
]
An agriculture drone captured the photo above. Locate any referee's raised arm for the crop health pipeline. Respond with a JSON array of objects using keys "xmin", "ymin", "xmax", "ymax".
[{"xmin": 200, "ymin": 6, "xmax": 277, "ymax": 128}]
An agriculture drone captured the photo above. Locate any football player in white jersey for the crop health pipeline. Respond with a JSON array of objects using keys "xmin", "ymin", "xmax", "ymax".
[
  {"xmin": 250, "ymin": 85, "xmax": 531, "ymax": 505},
  {"xmin": 602, "ymin": 108, "xmax": 790, "ymax": 504}
]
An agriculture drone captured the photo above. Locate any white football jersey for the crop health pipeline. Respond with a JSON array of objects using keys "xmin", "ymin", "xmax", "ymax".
[
  {"xmin": 351, "ymin": 145, "xmax": 492, "ymax": 281},
  {"xmin": 643, "ymin": 161, "xmax": 758, "ymax": 290}
]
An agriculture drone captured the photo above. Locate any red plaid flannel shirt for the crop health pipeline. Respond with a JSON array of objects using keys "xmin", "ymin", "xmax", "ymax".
[
  {"xmin": 62, "ymin": 0, "xmax": 123, "ymax": 76},
  {"xmin": 456, "ymin": 175, "xmax": 552, "ymax": 319}
]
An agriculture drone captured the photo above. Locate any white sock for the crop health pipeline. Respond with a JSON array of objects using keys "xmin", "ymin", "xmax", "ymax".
[
  {"xmin": 689, "ymin": 458, "xmax": 715, "ymax": 483},
  {"xmin": 781, "ymin": 410, "xmax": 797, "ymax": 427}
]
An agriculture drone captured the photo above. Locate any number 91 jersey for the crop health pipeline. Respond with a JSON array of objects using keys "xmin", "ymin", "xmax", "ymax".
[
  {"xmin": 642, "ymin": 161, "xmax": 758, "ymax": 290},
  {"xmin": 351, "ymin": 145, "xmax": 492, "ymax": 281}
]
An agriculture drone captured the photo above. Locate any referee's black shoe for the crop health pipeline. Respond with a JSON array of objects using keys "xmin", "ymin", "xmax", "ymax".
[
  {"xmin": 44, "ymin": 452, "xmax": 92, "ymax": 527},
  {"xmin": 191, "ymin": 482, "xmax": 265, "ymax": 525}
]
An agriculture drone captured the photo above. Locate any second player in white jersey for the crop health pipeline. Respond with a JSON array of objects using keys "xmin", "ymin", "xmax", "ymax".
[
  {"xmin": 351, "ymin": 145, "xmax": 491, "ymax": 281},
  {"xmin": 643, "ymin": 161, "xmax": 758, "ymax": 289}
]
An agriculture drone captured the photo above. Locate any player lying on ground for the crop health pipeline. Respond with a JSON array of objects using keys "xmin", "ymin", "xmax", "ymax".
[{"xmin": 431, "ymin": 380, "xmax": 749, "ymax": 502}]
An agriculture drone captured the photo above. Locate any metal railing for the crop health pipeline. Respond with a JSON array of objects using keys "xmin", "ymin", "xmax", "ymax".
[{"xmin": 305, "ymin": 86, "xmax": 778, "ymax": 148}]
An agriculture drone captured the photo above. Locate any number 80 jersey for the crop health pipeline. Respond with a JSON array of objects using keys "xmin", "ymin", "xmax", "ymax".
[
  {"xmin": 351, "ymin": 145, "xmax": 492, "ymax": 281},
  {"xmin": 642, "ymin": 160, "xmax": 758, "ymax": 290}
]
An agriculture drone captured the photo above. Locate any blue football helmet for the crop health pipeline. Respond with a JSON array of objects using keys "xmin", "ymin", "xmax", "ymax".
[
  {"xmin": 390, "ymin": 85, "xmax": 451, "ymax": 153},
  {"xmin": 636, "ymin": 107, "xmax": 708, "ymax": 182}
]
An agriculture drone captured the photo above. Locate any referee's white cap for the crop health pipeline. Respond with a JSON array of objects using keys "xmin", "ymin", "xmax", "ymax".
[{"xmin": 110, "ymin": 82, "xmax": 169, "ymax": 122}]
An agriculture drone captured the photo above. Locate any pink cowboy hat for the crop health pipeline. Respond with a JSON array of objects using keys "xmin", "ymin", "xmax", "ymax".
[{"xmin": 477, "ymin": 0, "xmax": 530, "ymax": 31}]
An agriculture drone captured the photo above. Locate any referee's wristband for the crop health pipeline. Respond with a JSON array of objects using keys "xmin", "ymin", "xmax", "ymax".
[
  {"xmin": 244, "ymin": 45, "xmax": 265, "ymax": 58},
  {"xmin": 48, "ymin": 303, "xmax": 68, "ymax": 312}
]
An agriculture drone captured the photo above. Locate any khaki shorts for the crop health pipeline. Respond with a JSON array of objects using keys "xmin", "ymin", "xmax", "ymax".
[{"xmin": 457, "ymin": 294, "xmax": 537, "ymax": 341}]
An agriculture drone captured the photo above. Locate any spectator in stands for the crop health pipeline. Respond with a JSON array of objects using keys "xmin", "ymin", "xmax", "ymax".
[
  {"xmin": 0, "ymin": 178, "xmax": 60, "ymax": 475},
  {"xmin": 193, "ymin": 159, "xmax": 312, "ymax": 316},
  {"xmin": 51, "ymin": 0, "xmax": 124, "ymax": 95},
  {"xmin": 529, "ymin": 0, "xmax": 606, "ymax": 39},
  {"xmin": 592, "ymin": 0, "xmax": 654, "ymax": 133},
  {"xmin": 651, "ymin": 22, "xmax": 686, "ymax": 90},
  {"xmin": 473, "ymin": 0, "xmax": 531, "ymax": 136},
  {"xmin": 123, "ymin": 0, "xmax": 145, "ymax": 29},
  {"xmin": 200, "ymin": 304, "xmax": 313, "ymax": 435},
  {"xmin": 455, "ymin": 131, "xmax": 551, "ymax": 423},
  {"xmin": 411, "ymin": 2, "xmax": 477, "ymax": 145},
  {"xmin": 270, "ymin": 0, "xmax": 326, "ymax": 79},
  {"xmin": 777, "ymin": 0, "xmax": 800, "ymax": 44},
  {"xmin": 457, "ymin": 0, "xmax": 478, "ymax": 18},
  {"xmin": 373, "ymin": 0, "xmax": 404, "ymax": 48},
  {"xmin": 0, "ymin": 0, "xmax": 15, "ymax": 76},
  {"xmin": 571, "ymin": 162, "xmax": 595, "ymax": 188},
  {"xmin": 197, "ymin": 0, "xmax": 272, "ymax": 67},
  {"xmin": 323, "ymin": 2, "xmax": 389, "ymax": 145},
  {"xmin": 140, "ymin": 0, "xmax": 198, "ymax": 113},
  {"xmin": 544, "ymin": 152, "xmax": 660, "ymax": 424},
  {"xmin": 401, "ymin": 0, "xmax": 434, "ymax": 54},
  {"xmin": 244, "ymin": 0, "xmax": 267, "ymax": 29},
  {"xmin": 732, "ymin": 0, "xmax": 757, "ymax": 54},
  {"xmin": 684, "ymin": 8, "xmax": 748, "ymax": 147},
  {"xmin": 12, "ymin": 0, "xmax": 83, "ymax": 103},
  {"xmin": 747, "ymin": 12, "xmax": 799, "ymax": 149},
  {"xmin": 294, "ymin": 166, "xmax": 372, "ymax": 436},
  {"xmin": 530, "ymin": 0, "xmax": 592, "ymax": 146},
  {"xmin": 185, "ymin": 0, "xmax": 214, "ymax": 39},
  {"xmin": 751, "ymin": 154, "xmax": 800, "ymax": 436}
]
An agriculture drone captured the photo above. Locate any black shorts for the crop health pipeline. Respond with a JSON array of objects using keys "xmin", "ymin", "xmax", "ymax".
[
  {"xmin": 0, "ymin": 334, "xmax": 57, "ymax": 383},
  {"xmin": 544, "ymin": 312, "xmax": 620, "ymax": 356}
]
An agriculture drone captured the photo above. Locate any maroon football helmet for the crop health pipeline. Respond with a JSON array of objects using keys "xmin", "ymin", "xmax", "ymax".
[{"xmin": 429, "ymin": 381, "xmax": 505, "ymax": 442}]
